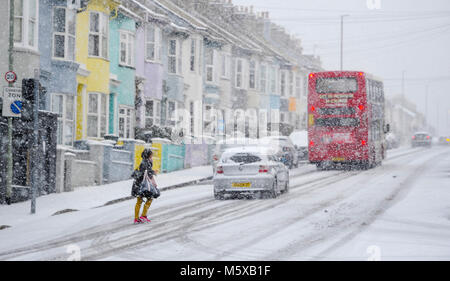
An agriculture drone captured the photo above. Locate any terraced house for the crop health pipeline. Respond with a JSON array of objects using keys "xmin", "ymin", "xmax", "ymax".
[{"xmin": 75, "ymin": 0, "xmax": 121, "ymax": 141}]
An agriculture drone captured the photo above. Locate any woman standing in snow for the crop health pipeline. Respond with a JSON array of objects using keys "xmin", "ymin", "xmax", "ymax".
[{"xmin": 132, "ymin": 148, "xmax": 158, "ymax": 224}]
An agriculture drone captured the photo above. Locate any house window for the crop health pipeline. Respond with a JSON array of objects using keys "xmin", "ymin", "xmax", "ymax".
[
  {"xmin": 52, "ymin": 94, "xmax": 75, "ymax": 146},
  {"xmin": 249, "ymin": 60, "xmax": 256, "ymax": 90},
  {"xmin": 260, "ymin": 64, "xmax": 267, "ymax": 93},
  {"xmin": 190, "ymin": 39, "xmax": 196, "ymax": 72},
  {"xmin": 118, "ymin": 106, "xmax": 134, "ymax": 139},
  {"xmin": 89, "ymin": 11, "xmax": 108, "ymax": 59},
  {"xmin": 221, "ymin": 53, "xmax": 230, "ymax": 79},
  {"xmin": 168, "ymin": 39, "xmax": 181, "ymax": 75},
  {"xmin": 280, "ymin": 71, "xmax": 287, "ymax": 97},
  {"xmin": 145, "ymin": 24, "xmax": 161, "ymax": 62},
  {"xmin": 145, "ymin": 100, "xmax": 161, "ymax": 127},
  {"xmin": 190, "ymin": 101, "xmax": 194, "ymax": 135},
  {"xmin": 205, "ymin": 48, "xmax": 214, "ymax": 82},
  {"xmin": 87, "ymin": 93, "xmax": 108, "ymax": 138},
  {"xmin": 280, "ymin": 112, "xmax": 286, "ymax": 123},
  {"xmin": 53, "ymin": 7, "xmax": 76, "ymax": 61},
  {"xmin": 13, "ymin": 0, "xmax": 39, "ymax": 49},
  {"xmin": 166, "ymin": 100, "xmax": 177, "ymax": 125},
  {"xmin": 289, "ymin": 71, "xmax": 294, "ymax": 97},
  {"xmin": 295, "ymin": 74, "xmax": 302, "ymax": 98},
  {"xmin": 270, "ymin": 66, "xmax": 277, "ymax": 94},
  {"xmin": 119, "ymin": 31, "xmax": 135, "ymax": 67},
  {"xmin": 235, "ymin": 59, "xmax": 243, "ymax": 89}
]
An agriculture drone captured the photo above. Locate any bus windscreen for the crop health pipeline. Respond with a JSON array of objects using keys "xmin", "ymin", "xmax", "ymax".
[{"xmin": 316, "ymin": 78, "xmax": 358, "ymax": 93}]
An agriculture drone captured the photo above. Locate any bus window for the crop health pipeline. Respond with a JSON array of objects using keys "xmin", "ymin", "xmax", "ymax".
[
  {"xmin": 317, "ymin": 107, "xmax": 355, "ymax": 115},
  {"xmin": 316, "ymin": 78, "xmax": 358, "ymax": 93},
  {"xmin": 315, "ymin": 118, "xmax": 360, "ymax": 127}
]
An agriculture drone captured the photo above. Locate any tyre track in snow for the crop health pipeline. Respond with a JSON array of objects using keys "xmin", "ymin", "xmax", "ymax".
[
  {"xmin": 175, "ymin": 148, "xmax": 429, "ymax": 260},
  {"xmin": 262, "ymin": 148, "xmax": 448, "ymax": 260},
  {"xmin": 0, "ymin": 147, "xmax": 424, "ymax": 260},
  {"xmin": 78, "ymin": 147, "xmax": 427, "ymax": 260}
]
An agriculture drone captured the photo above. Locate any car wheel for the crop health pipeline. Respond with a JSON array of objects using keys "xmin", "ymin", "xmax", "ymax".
[
  {"xmin": 283, "ymin": 180, "xmax": 289, "ymax": 194},
  {"xmin": 269, "ymin": 180, "xmax": 278, "ymax": 198},
  {"xmin": 214, "ymin": 191, "xmax": 224, "ymax": 200}
]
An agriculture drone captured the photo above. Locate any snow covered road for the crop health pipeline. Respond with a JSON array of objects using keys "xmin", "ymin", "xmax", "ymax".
[{"xmin": 0, "ymin": 146, "xmax": 449, "ymax": 261}]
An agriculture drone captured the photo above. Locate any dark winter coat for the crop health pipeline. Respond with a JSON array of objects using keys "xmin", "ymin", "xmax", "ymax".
[{"xmin": 131, "ymin": 159, "xmax": 156, "ymax": 197}]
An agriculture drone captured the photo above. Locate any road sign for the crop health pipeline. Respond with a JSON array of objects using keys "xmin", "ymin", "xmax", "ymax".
[
  {"xmin": 2, "ymin": 87, "xmax": 22, "ymax": 117},
  {"xmin": 10, "ymin": 101, "xmax": 23, "ymax": 114},
  {"xmin": 5, "ymin": 71, "xmax": 17, "ymax": 83}
]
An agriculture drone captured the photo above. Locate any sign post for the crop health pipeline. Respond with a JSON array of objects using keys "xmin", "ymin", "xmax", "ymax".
[
  {"xmin": 5, "ymin": 71, "xmax": 17, "ymax": 84},
  {"xmin": 2, "ymin": 87, "xmax": 22, "ymax": 118}
]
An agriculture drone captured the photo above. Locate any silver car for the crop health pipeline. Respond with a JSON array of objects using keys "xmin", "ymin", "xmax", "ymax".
[
  {"xmin": 213, "ymin": 146, "xmax": 290, "ymax": 199},
  {"xmin": 211, "ymin": 137, "xmax": 259, "ymax": 173}
]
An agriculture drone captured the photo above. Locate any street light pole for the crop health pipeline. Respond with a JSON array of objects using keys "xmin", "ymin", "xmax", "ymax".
[
  {"xmin": 340, "ymin": 15, "xmax": 349, "ymax": 71},
  {"xmin": 425, "ymin": 83, "xmax": 429, "ymax": 131},
  {"xmin": 6, "ymin": 0, "xmax": 15, "ymax": 205}
]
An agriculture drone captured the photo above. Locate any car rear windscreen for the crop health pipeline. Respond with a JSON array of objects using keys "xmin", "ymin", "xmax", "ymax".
[
  {"xmin": 229, "ymin": 153, "xmax": 262, "ymax": 164},
  {"xmin": 316, "ymin": 78, "xmax": 358, "ymax": 93}
]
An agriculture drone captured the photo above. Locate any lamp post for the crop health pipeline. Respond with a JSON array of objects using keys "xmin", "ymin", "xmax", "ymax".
[{"xmin": 340, "ymin": 15, "xmax": 350, "ymax": 71}]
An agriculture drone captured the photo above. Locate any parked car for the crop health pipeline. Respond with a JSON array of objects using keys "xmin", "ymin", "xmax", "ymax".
[
  {"xmin": 259, "ymin": 136, "xmax": 298, "ymax": 169},
  {"xmin": 289, "ymin": 130, "xmax": 308, "ymax": 161},
  {"xmin": 411, "ymin": 132, "xmax": 432, "ymax": 148},
  {"xmin": 212, "ymin": 137, "xmax": 259, "ymax": 173},
  {"xmin": 385, "ymin": 132, "xmax": 400, "ymax": 150},
  {"xmin": 213, "ymin": 146, "xmax": 289, "ymax": 199}
]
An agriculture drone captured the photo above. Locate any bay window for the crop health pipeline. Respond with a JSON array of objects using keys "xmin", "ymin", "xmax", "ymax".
[
  {"xmin": 260, "ymin": 64, "xmax": 267, "ymax": 93},
  {"xmin": 190, "ymin": 39, "xmax": 196, "ymax": 72},
  {"xmin": 53, "ymin": 7, "xmax": 76, "ymax": 61},
  {"xmin": 235, "ymin": 59, "xmax": 243, "ymax": 89},
  {"xmin": 168, "ymin": 39, "xmax": 182, "ymax": 75},
  {"xmin": 145, "ymin": 24, "xmax": 162, "ymax": 62},
  {"xmin": 145, "ymin": 100, "xmax": 161, "ymax": 128},
  {"xmin": 89, "ymin": 11, "xmax": 108, "ymax": 59},
  {"xmin": 205, "ymin": 48, "xmax": 214, "ymax": 83},
  {"xmin": 87, "ymin": 93, "xmax": 108, "ymax": 138},
  {"xmin": 52, "ymin": 94, "xmax": 75, "ymax": 146},
  {"xmin": 118, "ymin": 106, "xmax": 134, "ymax": 139},
  {"xmin": 289, "ymin": 71, "xmax": 294, "ymax": 97},
  {"xmin": 280, "ymin": 71, "xmax": 287, "ymax": 97},
  {"xmin": 249, "ymin": 60, "xmax": 256, "ymax": 90},
  {"xmin": 119, "ymin": 31, "xmax": 135, "ymax": 67},
  {"xmin": 221, "ymin": 53, "xmax": 230, "ymax": 79}
]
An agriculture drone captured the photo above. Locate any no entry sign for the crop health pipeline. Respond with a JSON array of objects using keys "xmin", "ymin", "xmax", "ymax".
[{"xmin": 5, "ymin": 71, "xmax": 17, "ymax": 83}]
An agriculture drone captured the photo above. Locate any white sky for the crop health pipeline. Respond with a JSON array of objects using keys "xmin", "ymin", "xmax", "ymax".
[{"xmin": 233, "ymin": 0, "xmax": 450, "ymax": 136}]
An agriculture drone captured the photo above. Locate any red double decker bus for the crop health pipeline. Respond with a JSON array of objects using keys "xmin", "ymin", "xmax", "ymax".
[{"xmin": 307, "ymin": 71, "xmax": 389, "ymax": 169}]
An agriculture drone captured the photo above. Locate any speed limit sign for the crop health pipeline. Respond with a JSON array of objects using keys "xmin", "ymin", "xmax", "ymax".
[{"xmin": 5, "ymin": 71, "xmax": 17, "ymax": 83}]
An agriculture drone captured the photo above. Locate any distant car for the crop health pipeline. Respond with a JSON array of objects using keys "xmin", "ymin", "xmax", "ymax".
[
  {"xmin": 213, "ymin": 146, "xmax": 289, "ymax": 199},
  {"xmin": 211, "ymin": 137, "xmax": 259, "ymax": 173},
  {"xmin": 411, "ymin": 132, "xmax": 432, "ymax": 148},
  {"xmin": 438, "ymin": 136, "xmax": 450, "ymax": 146},
  {"xmin": 289, "ymin": 131, "xmax": 308, "ymax": 161},
  {"xmin": 259, "ymin": 136, "xmax": 298, "ymax": 169}
]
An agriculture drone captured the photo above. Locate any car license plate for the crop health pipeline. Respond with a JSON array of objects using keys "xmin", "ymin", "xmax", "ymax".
[
  {"xmin": 332, "ymin": 157, "xmax": 345, "ymax": 162},
  {"xmin": 232, "ymin": 182, "xmax": 251, "ymax": 188}
]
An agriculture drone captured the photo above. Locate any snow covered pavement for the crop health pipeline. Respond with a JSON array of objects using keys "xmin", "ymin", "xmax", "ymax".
[{"xmin": 0, "ymin": 147, "xmax": 449, "ymax": 261}]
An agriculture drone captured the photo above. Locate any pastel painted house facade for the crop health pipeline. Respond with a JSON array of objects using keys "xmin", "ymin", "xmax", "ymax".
[
  {"xmin": 109, "ymin": 6, "xmax": 141, "ymax": 139},
  {"xmin": 39, "ymin": 0, "xmax": 80, "ymax": 146},
  {"xmin": 75, "ymin": 0, "xmax": 120, "ymax": 141},
  {"xmin": 133, "ymin": 3, "xmax": 169, "ymax": 131}
]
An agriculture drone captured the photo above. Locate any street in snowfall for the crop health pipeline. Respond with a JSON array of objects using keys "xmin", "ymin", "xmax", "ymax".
[
  {"xmin": 1, "ymin": 0, "xmax": 450, "ymax": 263},
  {"xmin": 0, "ymin": 146, "xmax": 450, "ymax": 261}
]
